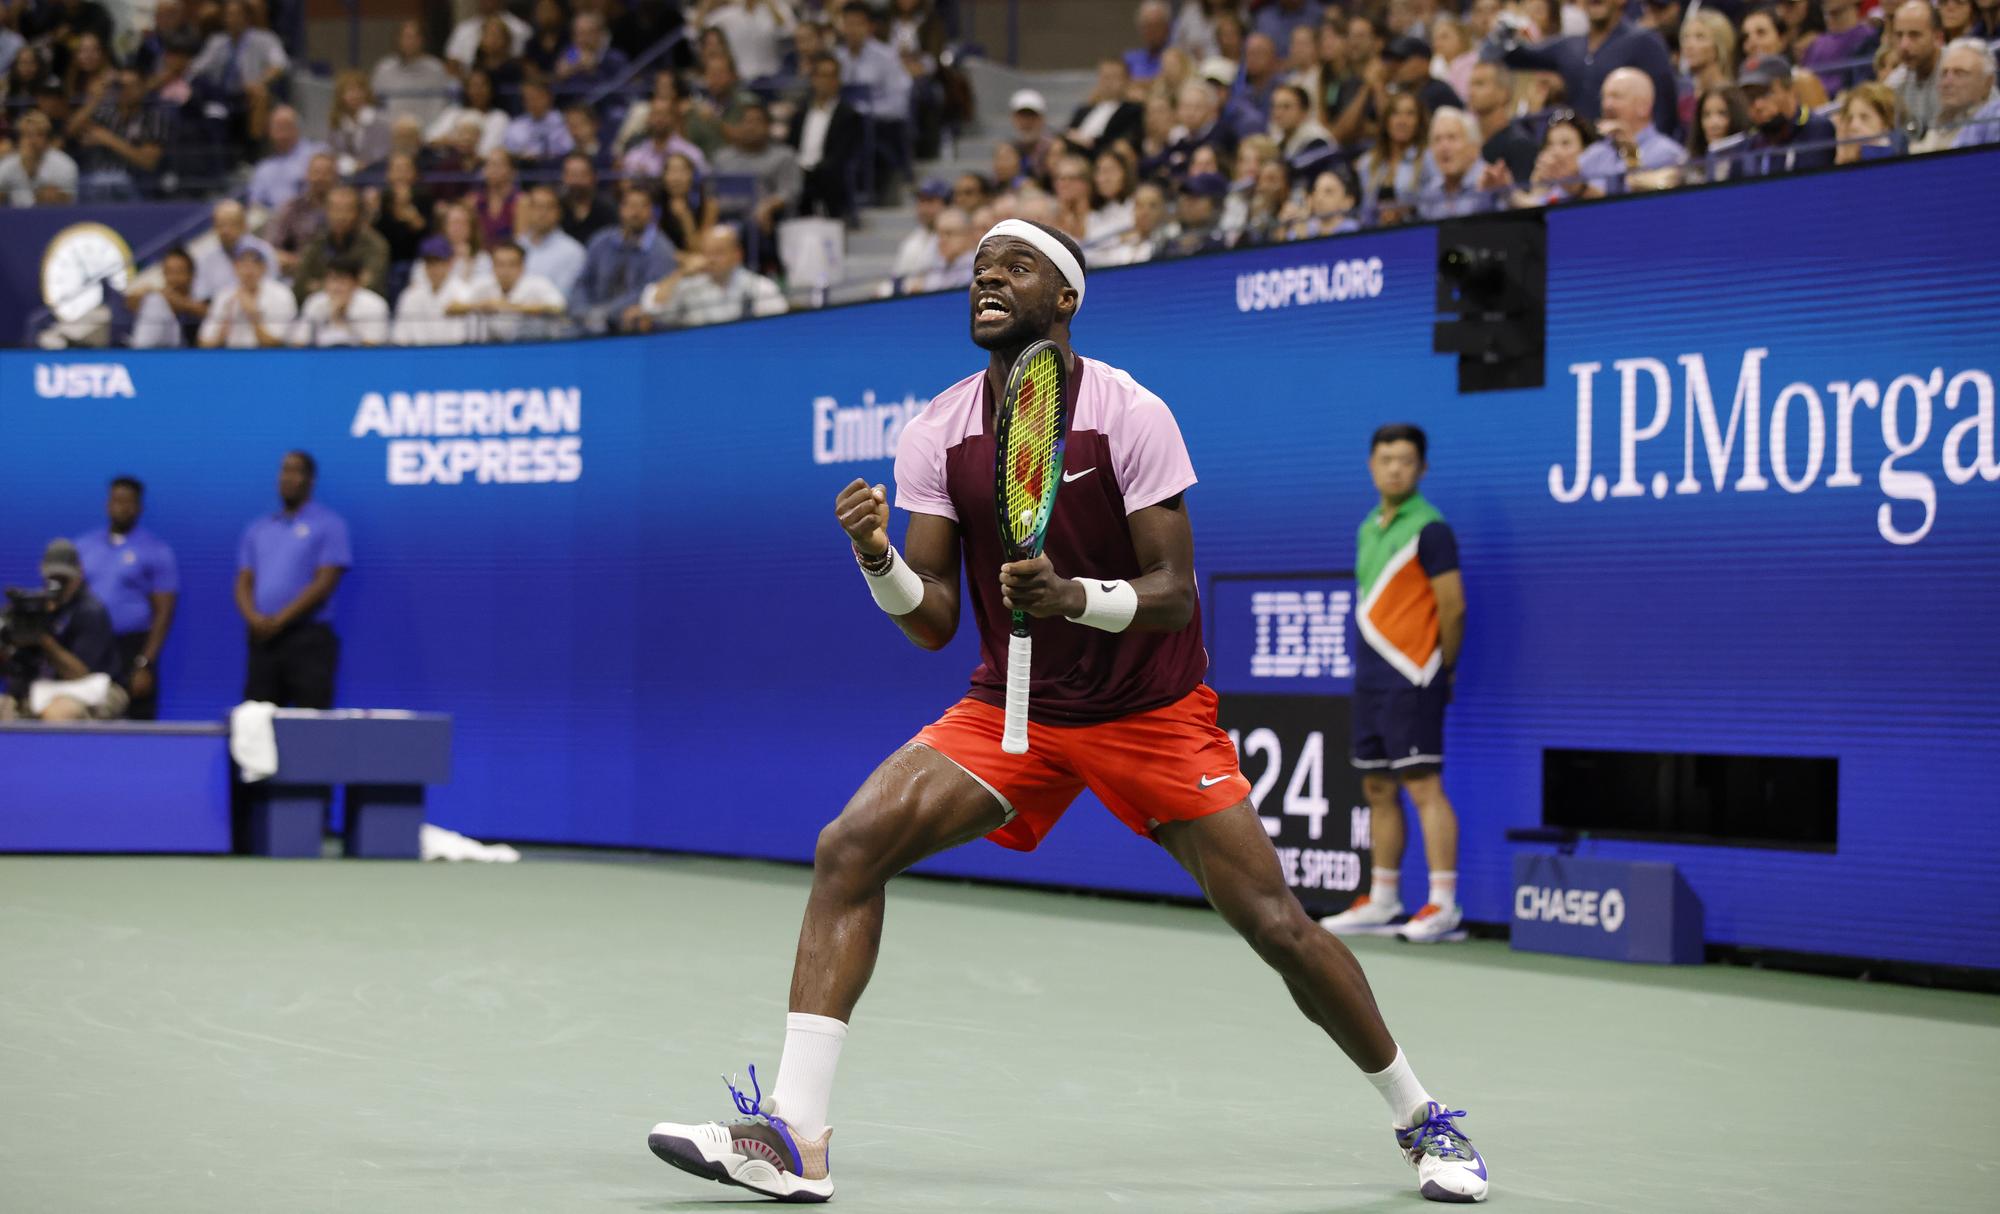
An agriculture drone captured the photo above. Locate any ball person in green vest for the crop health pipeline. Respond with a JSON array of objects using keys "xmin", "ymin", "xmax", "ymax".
[{"xmin": 1321, "ymin": 424, "xmax": 1469, "ymax": 943}]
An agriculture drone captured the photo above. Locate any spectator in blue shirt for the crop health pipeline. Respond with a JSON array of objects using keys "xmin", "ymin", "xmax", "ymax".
[
  {"xmin": 554, "ymin": 11, "xmax": 631, "ymax": 99},
  {"xmin": 1735, "ymin": 53, "xmax": 1838, "ymax": 174},
  {"xmin": 1575, "ymin": 67, "xmax": 1690, "ymax": 191},
  {"xmin": 1125, "ymin": 1, "xmax": 1172, "ymax": 81},
  {"xmin": 1503, "ymin": 0, "xmax": 1680, "ymax": 135},
  {"xmin": 834, "ymin": 1, "xmax": 912, "ymax": 118},
  {"xmin": 504, "ymin": 79, "xmax": 577, "ymax": 163},
  {"xmin": 236, "ymin": 451, "xmax": 352, "ymax": 710},
  {"xmin": 73, "ymin": 476, "xmax": 178, "ymax": 719},
  {"xmin": 1254, "ymin": 0, "xmax": 1325, "ymax": 52},
  {"xmin": 573, "ymin": 182, "xmax": 677, "ymax": 334}
]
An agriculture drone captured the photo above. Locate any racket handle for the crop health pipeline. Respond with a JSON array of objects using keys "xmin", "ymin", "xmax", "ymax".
[{"xmin": 1001, "ymin": 632, "xmax": 1032, "ymax": 754}]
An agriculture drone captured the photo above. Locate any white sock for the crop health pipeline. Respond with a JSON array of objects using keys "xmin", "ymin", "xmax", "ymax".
[
  {"xmin": 1428, "ymin": 870, "xmax": 1458, "ymax": 909},
  {"xmin": 1364, "ymin": 1046, "xmax": 1435, "ymax": 1127},
  {"xmin": 1370, "ymin": 867, "xmax": 1400, "ymax": 905},
  {"xmin": 771, "ymin": 1012, "xmax": 846, "ymax": 1139}
]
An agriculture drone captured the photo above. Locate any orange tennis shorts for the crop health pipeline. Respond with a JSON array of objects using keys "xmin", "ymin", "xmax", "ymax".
[{"xmin": 911, "ymin": 683, "xmax": 1253, "ymax": 851}]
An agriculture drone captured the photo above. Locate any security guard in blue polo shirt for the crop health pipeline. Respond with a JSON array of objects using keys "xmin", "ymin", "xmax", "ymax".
[
  {"xmin": 74, "ymin": 476, "xmax": 179, "ymax": 719},
  {"xmin": 235, "ymin": 451, "xmax": 352, "ymax": 708}
]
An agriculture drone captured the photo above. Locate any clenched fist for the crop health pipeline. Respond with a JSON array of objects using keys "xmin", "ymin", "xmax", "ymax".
[
  {"xmin": 835, "ymin": 479, "xmax": 890, "ymax": 556},
  {"xmin": 1000, "ymin": 555, "xmax": 1083, "ymax": 619}
]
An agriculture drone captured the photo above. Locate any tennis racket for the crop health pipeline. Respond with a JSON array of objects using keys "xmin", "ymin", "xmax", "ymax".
[{"xmin": 993, "ymin": 340, "xmax": 1071, "ymax": 755}]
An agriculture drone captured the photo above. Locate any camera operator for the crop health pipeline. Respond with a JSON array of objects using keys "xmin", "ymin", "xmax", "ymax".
[{"xmin": 0, "ymin": 539, "xmax": 129, "ymax": 722}]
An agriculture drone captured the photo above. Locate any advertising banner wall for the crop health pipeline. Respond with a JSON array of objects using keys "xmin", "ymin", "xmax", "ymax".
[{"xmin": 5, "ymin": 153, "xmax": 1996, "ymax": 967}]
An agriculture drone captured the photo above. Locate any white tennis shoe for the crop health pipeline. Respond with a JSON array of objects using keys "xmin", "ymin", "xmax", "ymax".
[
  {"xmin": 1396, "ymin": 1101, "xmax": 1489, "ymax": 1203},
  {"xmin": 1319, "ymin": 895, "xmax": 1405, "ymax": 934},
  {"xmin": 648, "ymin": 1066, "xmax": 834, "ymax": 1203},
  {"xmin": 1398, "ymin": 902, "xmax": 1464, "ymax": 943}
]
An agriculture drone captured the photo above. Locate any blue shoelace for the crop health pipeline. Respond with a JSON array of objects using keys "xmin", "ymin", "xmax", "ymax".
[
  {"xmin": 1400, "ymin": 1102, "xmax": 1473, "ymax": 1160},
  {"xmin": 723, "ymin": 1064, "xmax": 805, "ymax": 1170}
]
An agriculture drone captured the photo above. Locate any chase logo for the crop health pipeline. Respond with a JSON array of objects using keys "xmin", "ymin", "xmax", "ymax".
[
  {"xmin": 35, "ymin": 363, "xmax": 135, "ymax": 398},
  {"xmin": 1515, "ymin": 885, "xmax": 1626, "ymax": 933}
]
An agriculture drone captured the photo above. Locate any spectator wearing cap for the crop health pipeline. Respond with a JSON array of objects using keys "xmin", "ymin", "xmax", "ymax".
[
  {"xmin": 0, "ymin": 539, "xmax": 126, "ymax": 723},
  {"xmin": 73, "ymin": 477, "xmax": 178, "ymax": 720},
  {"xmin": 290, "ymin": 256, "xmax": 392, "ymax": 348},
  {"xmin": 1009, "ymin": 89, "xmax": 1059, "ymax": 181},
  {"xmin": 894, "ymin": 177, "xmax": 952, "ymax": 283},
  {"xmin": 917, "ymin": 206, "xmax": 977, "ymax": 292},
  {"xmin": 1502, "ymin": 0, "xmax": 1679, "ymax": 135},
  {"xmin": 1065, "ymin": 59, "xmax": 1145, "ymax": 158},
  {"xmin": 198, "ymin": 245, "xmax": 297, "ymax": 349},
  {"xmin": 372, "ymin": 20, "xmax": 454, "ymax": 131},
  {"xmin": 1885, "ymin": 0, "xmax": 1946, "ymax": 138},
  {"xmin": 393, "ymin": 236, "xmax": 470, "ymax": 346},
  {"xmin": 193, "ymin": 200, "xmax": 277, "ymax": 302},
  {"xmin": 1464, "ymin": 61, "xmax": 1539, "ymax": 182},
  {"xmin": 294, "ymin": 184, "xmax": 392, "ymax": 304},
  {"xmin": 789, "ymin": 52, "xmax": 865, "ymax": 220},
  {"xmin": 1734, "ymin": 53, "xmax": 1838, "ymax": 174},
  {"xmin": 236, "ymin": 451, "xmax": 351, "ymax": 711},
  {"xmin": 1575, "ymin": 66, "xmax": 1689, "ymax": 190},
  {"xmin": 1918, "ymin": 37, "xmax": 2000, "ymax": 151},
  {"xmin": 1384, "ymin": 36, "xmax": 1464, "ymax": 113},
  {"xmin": 1415, "ymin": 107, "xmax": 1497, "ymax": 219},
  {"xmin": 1800, "ymin": 0, "xmax": 1879, "ymax": 98},
  {"xmin": 1127, "ymin": 1, "xmax": 1173, "ymax": 81},
  {"xmin": 1164, "ymin": 171, "xmax": 1229, "ymax": 257}
]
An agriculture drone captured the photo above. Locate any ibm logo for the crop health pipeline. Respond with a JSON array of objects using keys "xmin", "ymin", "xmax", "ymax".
[{"xmin": 1248, "ymin": 590, "xmax": 1351, "ymax": 679}]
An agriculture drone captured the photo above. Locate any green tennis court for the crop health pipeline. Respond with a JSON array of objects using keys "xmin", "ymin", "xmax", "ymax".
[{"xmin": 3, "ymin": 853, "xmax": 1992, "ymax": 1212}]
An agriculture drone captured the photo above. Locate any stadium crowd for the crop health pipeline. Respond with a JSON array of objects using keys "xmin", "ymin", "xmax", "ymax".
[{"xmin": 2, "ymin": 0, "xmax": 1996, "ymax": 345}]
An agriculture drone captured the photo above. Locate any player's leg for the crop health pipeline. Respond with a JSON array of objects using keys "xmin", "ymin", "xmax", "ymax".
[
  {"xmin": 646, "ymin": 740, "xmax": 1018, "ymax": 1203},
  {"xmin": 791, "ymin": 742, "xmax": 1011, "ymax": 1022},
  {"xmin": 1156, "ymin": 803, "xmax": 1488, "ymax": 1203}
]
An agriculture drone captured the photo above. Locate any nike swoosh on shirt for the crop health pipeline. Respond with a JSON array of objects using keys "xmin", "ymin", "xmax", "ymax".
[
  {"xmin": 1198, "ymin": 775, "xmax": 1230, "ymax": 788},
  {"xmin": 1062, "ymin": 467, "xmax": 1097, "ymax": 482}
]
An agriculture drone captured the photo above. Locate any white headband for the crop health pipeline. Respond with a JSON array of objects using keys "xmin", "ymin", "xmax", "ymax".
[{"xmin": 978, "ymin": 219, "xmax": 1086, "ymax": 312}]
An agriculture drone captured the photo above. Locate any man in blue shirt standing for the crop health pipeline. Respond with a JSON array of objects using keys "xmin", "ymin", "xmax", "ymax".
[
  {"xmin": 236, "ymin": 451, "xmax": 352, "ymax": 709},
  {"xmin": 73, "ymin": 476, "xmax": 179, "ymax": 719}
]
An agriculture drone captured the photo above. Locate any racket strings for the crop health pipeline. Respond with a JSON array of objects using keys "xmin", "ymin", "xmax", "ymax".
[{"xmin": 1001, "ymin": 350, "xmax": 1065, "ymax": 547}]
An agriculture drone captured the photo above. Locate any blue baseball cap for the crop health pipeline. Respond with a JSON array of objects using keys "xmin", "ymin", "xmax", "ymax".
[{"xmin": 1181, "ymin": 172, "xmax": 1229, "ymax": 199}]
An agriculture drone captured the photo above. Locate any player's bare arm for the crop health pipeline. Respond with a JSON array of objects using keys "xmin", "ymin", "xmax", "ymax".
[
  {"xmin": 999, "ymin": 494, "xmax": 1195, "ymax": 631},
  {"xmin": 834, "ymin": 478, "xmax": 960, "ymax": 650}
]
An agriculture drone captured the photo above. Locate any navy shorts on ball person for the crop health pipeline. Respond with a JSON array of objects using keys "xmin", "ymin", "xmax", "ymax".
[{"xmin": 1350, "ymin": 681, "xmax": 1448, "ymax": 777}]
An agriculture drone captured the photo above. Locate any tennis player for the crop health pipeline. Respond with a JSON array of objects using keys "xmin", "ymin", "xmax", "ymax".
[{"xmin": 646, "ymin": 220, "xmax": 1490, "ymax": 1204}]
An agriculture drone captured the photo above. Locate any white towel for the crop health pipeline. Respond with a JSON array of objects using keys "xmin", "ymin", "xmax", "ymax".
[
  {"xmin": 420, "ymin": 823, "xmax": 520, "ymax": 863},
  {"xmin": 28, "ymin": 673, "xmax": 114, "ymax": 716},
  {"xmin": 229, "ymin": 701, "xmax": 280, "ymax": 782}
]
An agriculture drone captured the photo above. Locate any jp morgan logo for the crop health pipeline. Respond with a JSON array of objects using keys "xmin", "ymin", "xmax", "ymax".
[
  {"xmin": 1515, "ymin": 885, "xmax": 1626, "ymax": 933},
  {"xmin": 350, "ymin": 387, "xmax": 582, "ymax": 485},
  {"xmin": 812, "ymin": 390, "xmax": 926, "ymax": 465},
  {"xmin": 1549, "ymin": 349, "xmax": 1998, "ymax": 545},
  {"xmin": 1235, "ymin": 257, "xmax": 1384, "ymax": 313},
  {"xmin": 35, "ymin": 362, "xmax": 134, "ymax": 398}
]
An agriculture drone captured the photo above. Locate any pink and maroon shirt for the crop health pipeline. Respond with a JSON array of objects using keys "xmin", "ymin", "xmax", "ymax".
[{"xmin": 895, "ymin": 354, "xmax": 1207, "ymax": 724}]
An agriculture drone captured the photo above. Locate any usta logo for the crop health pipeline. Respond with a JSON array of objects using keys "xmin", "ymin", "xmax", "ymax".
[{"xmin": 35, "ymin": 363, "xmax": 134, "ymax": 398}]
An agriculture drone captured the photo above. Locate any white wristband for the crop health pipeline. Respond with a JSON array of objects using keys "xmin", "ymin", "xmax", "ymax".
[
  {"xmin": 1071, "ymin": 578, "xmax": 1138, "ymax": 633},
  {"xmin": 860, "ymin": 546, "xmax": 924, "ymax": 616}
]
